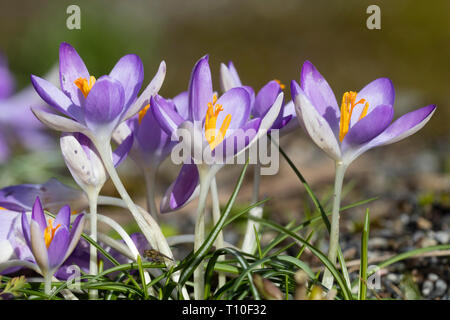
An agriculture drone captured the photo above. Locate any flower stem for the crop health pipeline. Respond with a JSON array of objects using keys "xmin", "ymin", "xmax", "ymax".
[
  {"xmin": 322, "ymin": 161, "xmax": 347, "ymax": 290},
  {"xmin": 143, "ymin": 167, "xmax": 159, "ymax": 221},
  {"xmin": 87, "ymin": 188, "xmax": 100, "ymax": 300},
  {"xmin": 210, "ymin": 177, "xmax": 225, "ymax": 288},
  {"xmin": 44, "ymin": 273, "xmax": 52, "ymax": 296},
  {"xmin": 194, "ymin": 165, "xmax": 212, "ymax": 300},
  {"xmin": 241, "ymin": 163, "xmax": 263, "ymax": 254}
]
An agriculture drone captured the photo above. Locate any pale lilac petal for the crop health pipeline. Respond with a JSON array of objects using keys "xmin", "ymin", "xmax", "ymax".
[
  {"xmin": 252, "ymin": 81, "xmax": 281, "ymax": 118},
  {"xmin": 350, "ymin": 78, "xmax": 395, "ymax": 125},
  {"xmin": 188, "ymin": 55, "xmax": 213, "ymax": 122},
  {"xmin": 300, "ymin": 61, "xmax": 339, "ymax": 124},
  {"xmin": 109, "ymin": 54, "xmax": 144, "ymax": 108},
  {"xmin": 30, "ymin": 220, "xmax": 48, "ymax": 272},
  {"xmin": 227, "ymin": 61, "xmax": 242, "ymax": 86},
  {"xmin": 173, "ymin": 91, "xmax": 189, "ymax": 120},
  {"xmin": 150, "ymin": 95, "xmax": 185, "ymax": 137},
  {"xmin": 84, "ymin": 76, "xmax": 125, "ymax": 130},
  {"xmin": 31, "ymin": 197, "xmax": 46, "ymax": 233},
  {"xmin": 160, "ymin": 164, "xmax": 199, "ymax": 213},
  {"xmin": 59, "ymin": 42, "xmax": 89, "ymax": 107},
  {"xmin": 21, "ymin": 212, "xmax": 31, "ymax": 249},
  {"xmin": 294, "ymin": 88, "xmax": 341, "ymax": 160},
  {"xmin": 122, "ymin": 61, "xmax": 166, "ymax": 121},
  {"xmin": 112, "ymin": 133, "xmax": 133, "ymax": 167},
  {"xmin": 31, "ymin": 75, "xmax": 82, "ymax": 120},
  {"xmin": 342, "ymin": 104, "xmax": 394, "ymax": 150},
  {"xmin": 55, "ymin": 205, "xmax": 71, "ymax": 228},
  {"xmin": 65, "ymin": 214, "xmax": 85, "ymax": 261},
  {"xmin": 31, "ymin": 108, "xmax": 88, "ymax": 134},
  {"xmin": 47, "ymin": 227, "xmax": 70, "ymax": 269},
  {"xmin": 215, "ymin": 87, "xmax": 250, "ymax": 132}
]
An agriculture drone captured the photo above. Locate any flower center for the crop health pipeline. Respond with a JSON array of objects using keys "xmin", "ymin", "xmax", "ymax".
[
  {"xmin": 138, "ymin": 104, "xmax": 150, "ymax": 125},
  {"xmin": 44, "ymin": 219, "xmax": 61, "ymax": 248},
  {"xmin": 339, "ymin": 91, "xmax": 369, "ymax": 141},
  {"xmin": 74, "ymin": 76, "xmax": 96, "ymax": 98},
  {"xmin": 274, "ymin": 79, "xmax": 286, "ymax": 90},
  {"xmin": 205, "ymin": 94, "xmax": 231, "ymax": 150}
]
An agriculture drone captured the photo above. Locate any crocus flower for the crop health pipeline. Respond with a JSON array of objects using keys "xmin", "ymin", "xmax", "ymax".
[
  {"xmin": 30, "ymin": 42, "xmax": 165, "ymax": 147},
  {"xmin": 21, "ymin": 197, "xmax": 85, "ymax": 281},
  {"xmin": 220, "ymin": 61, "xmax": 297, "ymax": 132},
  {"xmin": 291, "ymin": 61, "xmax": 436, "ymax": 167},
  {"xmin": 60, "ymin": 132, "xmax": 133, "ymax": 192},
  {"xmin": 0, "ymin": 52, "xmax": 57, "ymax": 162},
  {"xmin": 151, "ymin": 55, "xmax": 283, "ymax": 212}
]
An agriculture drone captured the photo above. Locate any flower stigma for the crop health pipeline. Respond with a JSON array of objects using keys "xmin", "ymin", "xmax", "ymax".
[
  {"xmin": 205, "ymin": 94, "xmax": 231, "ymax": 150},
  {"xmin": 74, "ymin": 76, "xmax": 96, "ymax": 98},
  {"xmin": 44, "ymin": 219, "xmax": 61, "ymax": 248},
  {"xmin": 339, "ymin": 91, "xmax": 369, "ymax": 141}
]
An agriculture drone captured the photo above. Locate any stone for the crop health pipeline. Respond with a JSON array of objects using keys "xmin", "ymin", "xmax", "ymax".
[{"xmin": 422, "ymin": 280, "xmax": 433, "ymax": 296}]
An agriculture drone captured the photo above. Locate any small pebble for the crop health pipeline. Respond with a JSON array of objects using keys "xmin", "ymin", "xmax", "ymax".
[
  {"xmin": 434, "ymin": 231, "xmax": 449, "ymax": 244},
  {"xmin": 368, "ymin": 237, "xmax": 389, "ymax": 249},
  {"xmin": 422, "ymin": 280, "xmax": 434, "ymax": 296},
  {"xmin": 417, "ymin": 217, "xmax": 432, "ymax": 230},
  {"xmin": 428, "ymin": 273, "xmax": 439, "ymax": 282},
  {"xmin": 434, "ymin": 280, "xmax": 447, "ymax": 296}
]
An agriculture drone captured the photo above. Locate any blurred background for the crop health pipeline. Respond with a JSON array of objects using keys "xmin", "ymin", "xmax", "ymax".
[{"xmin": 0, "ymin": 0, "xmax": 449, "ymax": 298}]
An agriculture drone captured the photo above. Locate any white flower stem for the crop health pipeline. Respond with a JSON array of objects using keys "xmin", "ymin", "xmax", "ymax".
[
  {"xmin": 210, "ymin": 177, "xmax": 225, "ymax": 288},
  {"xmin": 44, "ymin": 273, "xmax": 52, "ymax": 296},
  {"xmin": 194, "ymin": 165, "xmax": 212, "ymax": 300},
  {"xmin": 322, "ymin": 161, "xmax": 347, "ymax": 290},
  {"xmin": 143, "ymin": 166, "xmax": 159, "ymax": 221},
  {"xmin": 87, "ymin": 188, "xmax": 100, "ymax": 300},
  {"xmin": 241, "ymin": 162, "xmax": 263, "ymax": 254}
]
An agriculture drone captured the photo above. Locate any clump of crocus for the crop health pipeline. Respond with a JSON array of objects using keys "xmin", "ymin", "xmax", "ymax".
[
  {"xmin": 291, "ymin": 60, "xmax": 436, "ymax": 289},
  {"xmin": 21, "ymin": 197, "xmax": 85, "ymax": 294}
]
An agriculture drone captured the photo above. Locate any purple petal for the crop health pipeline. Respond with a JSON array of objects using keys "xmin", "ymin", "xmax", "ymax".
[
  {"xmin": 109, "ymin": 54, "xmax": 144, "ymax": 109},
  {"xmin": 112, "ymin": 133, "xmax": 133, "ymax": 167},
  {"xmin": 150, "ymin": 95, "xmax": 185, "ymax": 137},
  {"xmin": 173, "ymin": 91, "xmax": 189, "ymax": 120},
  {"xmin": 84, "ymin": 76, "xmax": 125, "ymax": 129},
  {"xmin": 31, "ymin": 108, "xmax": 88, "ymax": 134},
  {"xmin": 55, "ymin": 205, "xmax": 71, "ymax": 228},
  {"xmin": 350, "ymin": 78, "xmax": 395, "ymax": 126},
  {"xmin": 0, "ymin": 54, "xmax": 15, "ymax": 99},
  {"xmin": 65, "ymin": 214, "xmax": 85, "ymax": 261},
  {"xmin": 300, "ymin": 61, "xmax": 339, "ymax": 124},
  {"xmin": 31, "ymin": 197, "xmax": 47, "ymax": 233},
  {"xmin": 31, "ymin": 75, "xmax": 82, "ymax": 120},
  {"xmin": 342, "ymin": 104, "xmax": 394, "ymax": 150},
  {"xmin": 215, "ymin": 87, "xmax": 251, "ymax": 132},
  {"xmin": 59, "ymin": 42, "xmax": 90, "ymax": 107},
  {"xmin": 30, "ymin": 220, "xmax": 48, "ymax": 272},
  {"xmin": 47, "ymin": 227, "xmax": 70, "ymax": 269},
  {"xmin": 228, "ymin": 61, "xmax": 242, "ymax": 86},
  {"xmin": 21, "ymin": 212, "xmax": 31, "ymax": 249},
  {"xmin": 188, "ymin": 55, "xmax": 213, "ymax": 122},
  {"xmin": 252, "ymin": 81, "xmax": 281, "ymax": 118},
  {"xmin": 160, "ymin": 164, "xmax": 199, "ymax": 213}
]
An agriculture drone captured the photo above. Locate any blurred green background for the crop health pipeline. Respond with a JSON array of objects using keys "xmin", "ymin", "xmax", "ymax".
[{"xmin": 0, "ymin": 0, "xmax": 448, "ymax": 200}]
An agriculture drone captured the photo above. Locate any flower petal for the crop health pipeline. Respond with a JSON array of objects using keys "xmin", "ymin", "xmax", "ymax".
[
  {"xmin": 150, "ymin": 95, "xmax": 185, "ymax": 137},
  {"xmin": 31, "ymin": 108, "xmax": 88, "ymax": 134},
  {"xmin": 122, "ymin": 61, "xmax": 166, "ymax": 122},
  {"xmin": 220, "ymin": 61, "xmax": 242, "ymax": 92},
  {"xmin": 300, "ymin": 61, "xmax": 339, "ymax": 122},
  {"xmin": 160, "ymin": 164, "xmax": 199, "ymax": 213},
  {"xmin": 84, "ymin": 76, "xmax": 125, "ymax": 131},
  {"xmin": 55, "ymin": 205, "xmax": 71, "ymax": 228},
  {"xmin": 64, "ymin": 214, "xmax": 85, "ymax": 261},
  {"xmin": 351, "ymin": 78, "xmax": 395, "ymax": 126},
  {"xmin": 47, "ymin": 227, "xmax": 70, "ymax": 270},
  {"xmin": 21, "ymin": 212, "xmax": 31, "ymax": 249},
  {"xmin": 31, "ymin": 75, "xmax": 83, "ymax": 120},
  {"xmin": 215, "ymin": 87, "xmax": 251, "ymax": 132},
  {"xmin": 31, "ymin": 197, "xmax": 46, "ymax": 233},
  {"xmin": 109, "ymin": 54, "xmax": 144, "ymax": 109},
  {"xmin": 112, "ymin": 133, "xmax": 133, "ymax": 167},
  {"xmin": 342, "ymin": 104, "xmax": 394, "ymax": 150},
  {"xmin": 252, "ymin": 80, "xmax": 281, "ymax": 118},
  {"xmin": 294, "ymin": 88, "xmax": 341, "ymax": 160},
  {"xmin": 30, "ymin": 219, "xmax": 48, "ymax": 273},
  {"xmin": 59, "ymin": 42, "xmax": 90, "ymax": 107},
  {"xmin": 173, "ymin": 91, "xmax": 189, "ymax": 120},
  {"xmin": 188, "ymin": 55, "xmax": 213, "ymax": 122}
]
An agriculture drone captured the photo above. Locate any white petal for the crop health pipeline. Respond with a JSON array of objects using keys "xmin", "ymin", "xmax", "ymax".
[
  {"xmin": 0, "ymin": 240, "xmax": 14, "ymax": 263},
  {"xmin": 30, "ymin": 220, "xmax": 49, "ymax": 274},
  {"xmin": 32, "ymin": 108, "xmax": 88, "ymax": 134},
  {"xmin": 220, "ymin": 63, "xmax": 239, "ymax": 92},
  {"xmin": 294, "ymin": 91, "xmax": 341, "ymax": 160},
  {"xmin": 122, "ymin": 60, "xmax": 166, "ymax": 121}
]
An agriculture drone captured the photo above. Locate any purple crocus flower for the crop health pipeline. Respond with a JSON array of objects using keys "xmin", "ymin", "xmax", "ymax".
[
  {"xmin": 220, "ymin": 61, "xmax": 297, "ymax": 132},
  {"xmin": 21, "ymin": 197, "xmax": 85, "ymax": 277},
  {"xmin": 30, "ymin": 42, "xmax": 165, "ymax": 147},
  {"xmin": 151, "ymin": 55, "xmax": 283, "ymax": 212},
  {"xmin": 0, "ymin": 52, "xmax": 56, "ymax": 162},
  {"xmin": 291, "ymin": 61, "xmax": 436, "ymax": 166}
]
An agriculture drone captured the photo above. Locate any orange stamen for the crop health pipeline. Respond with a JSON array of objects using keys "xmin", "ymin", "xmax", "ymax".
[
  {"xmin": 274, "ymin": 79, "xmax": 286, "ymax": 90},
  {"xmin": 44, "ymin": 219, "xmax": 61, "ymax": 248},
  {"xmin": 339, "ymin": 91, "xmax": 369, "ymax": 141},
  {"xmin": 138, "ymin": 104, "xmax": 151, "ymax": 125},
  {"xmin": 74, "ymin": 76, "xmax": 96, "ymax": 98},
  {"xmin": 204, "ymin": 94, "xmax": 231, "ymax": 150}
]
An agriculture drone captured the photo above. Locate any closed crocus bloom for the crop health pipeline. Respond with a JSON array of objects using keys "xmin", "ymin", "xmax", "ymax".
[
  {"xmin": 60, "ymin": 132, "xmax": 133, "ymax": 192},
  {"xmin": 291, "ymin": 61, "xmax": 436, "ymax": 166},
  {"xmin": 21, "ymin": 197, "xmax": 85, "ymax": 292},
  {"xmin": 30, "ymin": 42, "xmax": 165, "ymax": 146}
]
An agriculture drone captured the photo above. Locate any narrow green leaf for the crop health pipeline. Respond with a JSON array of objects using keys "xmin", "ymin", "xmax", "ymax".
[{"xmin": 358, "ymin": 209, "xmax": 370, "ymax": 300}]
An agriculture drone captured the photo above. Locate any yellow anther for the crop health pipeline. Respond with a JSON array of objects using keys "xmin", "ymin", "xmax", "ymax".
[
  {"xmin": 74, "ymin": 76, "xmax": 96, "ymax": 98},
  {"xmin": 0, "ymin": 207, "xmax": 6, "ymax": 210},
  {"xmin": 71, "ymin": 210, "xmax": 77, "ymax": 215},
  {"xmin": 274, "ymin": 79, "xmax": 286, "ymax": 90},
  {"xmin": 44, "ymin": 219, "xmax": 61, "ymax": 248},
  {"xmin": 138, "ymin": 104, "xmax": 151, "ymax": 125},
  {"xmin": 204, "ymin": 95, "xmax": 231, "ymax": 150},
  {"xmin": 339, "ymin": 91, "xmax": 369, "ymax": 141}
]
